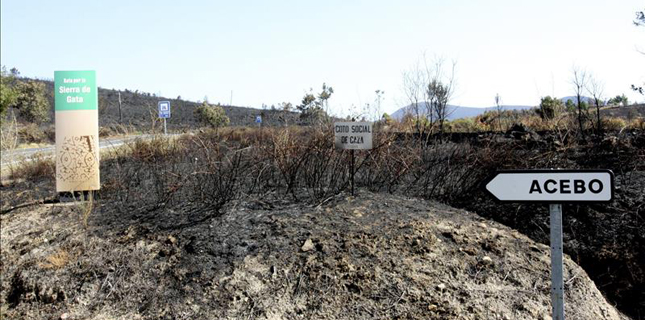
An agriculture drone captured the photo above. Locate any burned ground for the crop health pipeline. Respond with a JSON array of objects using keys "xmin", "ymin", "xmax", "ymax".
[
  {"xmin": 1, "ymin": 127, "xmax": 644, "ymax": 319},
  {"xmin": 0, "ymin": 189, "xmax": 630, "ymax": 320}
]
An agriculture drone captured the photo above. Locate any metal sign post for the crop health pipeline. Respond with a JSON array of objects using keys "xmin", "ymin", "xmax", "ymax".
[
  {"xmin": 550, "ymin": 203, "xmax": 564, "ymax": 320},
  {"xmin": 158, "ymin": 101, "xmax": 171, "ymax": 134},
  {"xmin": 483, "ymin": 169, "xmax": 614, "ymax": 320}
]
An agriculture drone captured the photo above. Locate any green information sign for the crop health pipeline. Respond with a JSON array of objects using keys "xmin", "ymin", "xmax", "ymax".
[{"xmin": 54, "ymin": 70, "xmax": 97, "ymax": 111}]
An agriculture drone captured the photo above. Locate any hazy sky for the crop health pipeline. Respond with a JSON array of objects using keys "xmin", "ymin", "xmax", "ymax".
[{"xmin": 2, "ymin": 0, "xmax": 643, "ymax": 117}]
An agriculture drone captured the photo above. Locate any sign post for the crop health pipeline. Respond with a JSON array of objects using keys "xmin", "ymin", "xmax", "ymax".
[
  {"xmin": 54, "ymin": 71, "xmax": 100, "ymax": 194},
  {"xmin": 256, "ymin": 115, "xmax": 262, "ymax": 128},
  {"xmin": 483, "ymin": 169, "xmax": 614, "ymax": 320},
  {"xmin": 549, "ymin": 203, "xmax": 564, "ymax": 319},
  {"xmin": 158, "ymin": 101, "xmax": 171, "ymax": 134},
  {"xmin": 334, "ymin": 121, "xmax": 373, "ymax": 196}
]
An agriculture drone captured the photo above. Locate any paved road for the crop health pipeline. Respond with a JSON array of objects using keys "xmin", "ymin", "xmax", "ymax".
[{"xmin": 1, "ymin": 134, "xmax": 168, "ymax": 168}]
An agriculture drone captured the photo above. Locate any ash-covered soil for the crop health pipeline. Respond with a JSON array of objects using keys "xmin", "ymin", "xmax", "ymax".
[{"xmin": 0, "ymin": 191, "xmax": 629, "ymax": 320}]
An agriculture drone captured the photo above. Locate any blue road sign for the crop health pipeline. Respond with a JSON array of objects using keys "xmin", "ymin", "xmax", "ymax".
[
  {"xmin": 256, "ymin": 115, "xmax": 262, "ymax": 123},
  {"xmin": 158, "ymin": 101, "xmax": 171, "ymax": 118}
]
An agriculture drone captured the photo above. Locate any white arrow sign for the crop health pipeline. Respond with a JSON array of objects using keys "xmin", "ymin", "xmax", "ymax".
[{"xmin": 484, "ymin": 170, "xmax": 614, "ymax": 203}]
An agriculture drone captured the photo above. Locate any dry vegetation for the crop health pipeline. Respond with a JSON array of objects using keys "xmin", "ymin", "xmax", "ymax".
[{"xmin": 2, "ymin": 120, "xmax": 644, "ymax": 318}]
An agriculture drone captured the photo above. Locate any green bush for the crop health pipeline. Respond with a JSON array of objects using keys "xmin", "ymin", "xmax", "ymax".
[
  {"xmin": 537, "ymin": 96, "xmax": 563, "ymax": 120},
  {"xmin": 194, "ymin": 102, "xmax": 230, "ymax": 129},
  {"xmin": 447, "ymin": 118, "xmax": 486, "ymax": 132},
  {"xmin": 19, "ymin": 123, "xmax": 48, "ymax": 143},
  {"xmin": 14, "ymin": 80, "xmax": 50, "ymax": 124},
  {"xmin": 0, "ymin": 66, "xmax": 18, "ymax": 120}
]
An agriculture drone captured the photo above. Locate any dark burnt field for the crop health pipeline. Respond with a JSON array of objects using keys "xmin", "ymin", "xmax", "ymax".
[
  {"xmin": 2, "ymin": 126, "xmax": 644, "ymax": 318},
  {"xmin": 442, "ymin": 130, "xmax": 645, "ymax": 319}
]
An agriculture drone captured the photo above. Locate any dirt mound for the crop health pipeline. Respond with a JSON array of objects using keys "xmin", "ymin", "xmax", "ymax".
[{"xmin": 0, "ymin": 191, "xmax": 629, "ymax": 319}]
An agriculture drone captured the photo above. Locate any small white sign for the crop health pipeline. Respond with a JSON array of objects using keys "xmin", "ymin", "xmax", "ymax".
[
  {"xmin": 484, "ymin": 170, "xmax": 614, "ymax": 203},
  {"xmin": 158, "ymin": 101, "xmax": 171, "ymax": 118},
  {"xmin": 334, "ymin": 122, "xmax": 373, "ymax": 150}
]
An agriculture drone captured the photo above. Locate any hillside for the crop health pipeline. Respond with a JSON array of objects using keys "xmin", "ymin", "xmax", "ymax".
[
  {"xmin": 391, "ymin": 103, "xmax": 535, "ymax": 121},
  {"xmin": 600, "ymin": 103, "xmax": 645, "ymax": 119},
  {"xmin": 0, "ymin": 190, "xmax": 628, "ymax": 319},
  {"xmin": 30, "ymin": 78, "xmax": 301, "ymax": 131}
]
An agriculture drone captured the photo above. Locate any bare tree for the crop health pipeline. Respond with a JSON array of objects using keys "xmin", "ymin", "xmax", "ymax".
[
  {"xmin": 572, "ymin": 67, "xmax": 589, "ymax": 139},
  {"xmin": 587, "ymin": 75, "xmax": 605, "ymax": 136},
  {"xmin": 426, "ymin": 58, "xmax": 456, "ymax": 136},
  {"xmin": 402, "ymin": 60, "xmax": 427, "ymax": 135},
  {"xmin": 374, "ymin": 90, "xmax": 384, "ymax": 122},
  {"xmin": 633, "ymin": 9, "xmax": 644, "ymax": 93},
  {"xmin": 494, "ymin": 93, "xmax": 503, "ymax": 131},
  {"xmin": 318, "ymin": 83, "xmax": 334, "ymax": 115},
  {"xmin": 402, "ymin": 55, "xmax": 456, "ymax": 137}
]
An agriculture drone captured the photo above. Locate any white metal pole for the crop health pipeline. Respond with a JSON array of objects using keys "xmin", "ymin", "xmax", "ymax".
[
  {"xmin": 550, "ymin": 203, "xmax": 565, "ymax": 320},
  {"xmin": 164, "ymin": 118, "xmax": 167, "ymax": 135}
]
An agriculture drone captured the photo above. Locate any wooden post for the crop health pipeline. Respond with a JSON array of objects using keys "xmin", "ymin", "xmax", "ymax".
[
  {"xmin": 350, "ymin": 117, "xmax": 355, "ymax": 196},
  {"xmin": 118, "ymin": 91, "xmax": 123, "ymax": 123},
  {"xmin": 350, "ymin": 149, "xmax": 355, "ymax": 196}
]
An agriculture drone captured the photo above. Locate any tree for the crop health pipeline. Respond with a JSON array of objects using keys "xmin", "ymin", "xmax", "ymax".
[
  {"xmin": 427, "ymin": 79, "xmax": 449, "ymax": 134},
  {"xmin": 297, "ymin": 89, "xmax": 317, "ymax": 113},
  {"xmin": 280, "ymin": 102, "xmax": 293, "ymax": 112},
  {"xmin": 318, "ymin": 83, "xmax": 334, "ymax": 114},
  {"xmin": 194, "ymin": 102, "xmax": 229, "ymax": 129},
  {"xmin": 608, "ymin": 94, "xmax": 629, "ymax": 106},
  {"xmin": 587, "ymin": 75, "xmax": 605, "ymax": 135},
  {"xmin": 402, "ymin": 55, "xmax": 456, "ymax": 137},
  {"xmin": 14, "ymin": 80, "xmax": 50, "ymax": 124},
  {"xmin": 297, "ymin": 84, "xmax": 331, "ymax": 124},
  {"xmin": 565, "ymin": 99, "xmax": 575, "ymax": 112},
  {"xmin": 381, "ymin": 112, "xmax": 393, "ymax": 125},
  {"xmin": 571, "ymin": 67, "xmax": 589, "ymax": 138},
  {"xmin": 494, "ymin": 93, "xmax": 503, "ymax": 131},
  {"xmin": 426, "ymin": 58, "xmax": 456, "ymax": 136},
  {"xmin": 374, "ymin": 90, "xmax": 385, "ymax": 122},
  {"xmin": 402, "ymin": 60, "xmax": 427, "ymax": 135},
  {"xmin": 633, "ymin": 9, "xmax": 645, "ymax": 94},
  {"xmin": 0, "ymin": 67, "xmax": 19, "ymax": 120},
  {"xmin": 536, "ymin": 96, "xmax": 563, "ymax": 120}
]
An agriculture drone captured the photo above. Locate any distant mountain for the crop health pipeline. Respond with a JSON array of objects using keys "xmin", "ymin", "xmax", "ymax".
[
  {"xmin": 390, "ymin": 102, "xmax": 535, "ymax": 121},
  {"xmin": 560, "ymin": 96, "xmax": 594, "ymax": 104}
]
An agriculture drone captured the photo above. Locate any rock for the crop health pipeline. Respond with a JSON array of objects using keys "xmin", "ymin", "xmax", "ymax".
[
  {"xmin": 482, "ymin": 256, "xmax": 493, "ymax": 264},
  {"xmin": 60, "ymin": 313, "xmax": 69, "ymax": 320},
  {"xmin": 437, "ymin": 283, "xmax": 446, "ymax": 291},
  {"xmin": 166, "ymin": 235, "xmax": 177, "ymax": 245},
  {"xmin": 301, "ymin": 238, "xmax": 315, "ymax": 252}
]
